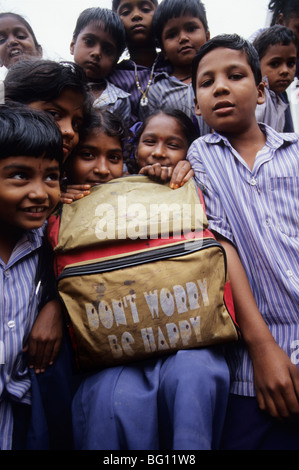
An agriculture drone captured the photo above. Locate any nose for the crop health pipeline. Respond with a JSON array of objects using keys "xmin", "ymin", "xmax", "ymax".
[
  {"xmin": 178, "ymin": 30, "xmax": 189, "ymax": 43},
  {"xmin": 59, "ymin": 117, "xmax": 75, "ymax": 141},
  {"xmin": 7, "ymin": 34, "xmax": 18, "ymax": 47},
  {"xmin": 279, "ymin": 63, "xmax": 290, "ymax": 75},
  {"xmin": 152, "ymin": 141, "xmax": 166, "ymax": 158},
  {"xmin": 28, "ymin": 181, "xmax": 48, "ymax": 201},
  {"xmin": 90, "ymin": 45, "xmax": 101, "ymax": 59},
  {"xmin": 93, "ymin": 157, "xmax": 110, "ymax": 177},
  {"xmin": 213, "ymin": 77, "xmax": 230, "ymax": 97},
  {"xmin": 131, "ymin": 7, "xmax": 143, "ymax": 21}
]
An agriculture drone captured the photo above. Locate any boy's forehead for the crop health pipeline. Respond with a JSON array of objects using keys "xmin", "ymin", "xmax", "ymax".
[
  {"xmin": 197, "ymin": 48, "xmax": 249, "ymax": 73},
  {"xmin": 117, "ymin": 0, "xmax": 156, "ymax": 8}
]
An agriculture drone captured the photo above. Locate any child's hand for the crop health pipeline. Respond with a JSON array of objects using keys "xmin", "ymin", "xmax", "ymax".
[
  {"xmin": 250, "ymin": 340, "xmax": 299, "ymax": 420},
  {"xmin": 24, "ymin": 299, "xmax": 63, "ymax": 373},
  {"xmin": 169, "ymin": 161, "xmax": 194, "ymax": 189},
  {"xmin": 139, "ymin": 163, "xmax": 173, "ymax": 182},
  {"xmin": 60, "ymin": 184, "xmax": 91, "ymax": 204}
]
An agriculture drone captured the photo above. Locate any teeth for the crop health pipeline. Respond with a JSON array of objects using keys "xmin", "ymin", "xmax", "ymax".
[
  {"xmin": 10, "ymin": 50, "xmax": 21, "ymax": 57},
  {"xmin": 25, "ymin": 207, "xmax": 45, "ymax": 213}
]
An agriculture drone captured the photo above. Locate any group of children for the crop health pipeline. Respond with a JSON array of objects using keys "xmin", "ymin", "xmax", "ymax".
[{"xmin": 0, "ymin": 0, "xmax": 298, "ymax": 451}]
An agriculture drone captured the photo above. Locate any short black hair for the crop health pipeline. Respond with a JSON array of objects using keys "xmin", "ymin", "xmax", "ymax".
[
  {"xmin": 153, "ymin": 0, "xmax": 209, "ymax": 49},
  {"xmin": 72, "ymin": 7, "xmax": 126, "ymax": 60},
  {"xmin": 0, "ymin": 103, "xmax": 63, "ymax": 167},
  {"xmin": 112, "ymin": 0, "xmax": 158, "ymax": 12},
  {"xmin": 268, "ymin": 0, "xmax": 299, "ymax": 25},
  {"xmin": 192, "ymin": 34, "xmax": 262, "ymax": 96},
  {"xmin": 253, "ymin": 25, "xmax": 297, "ymax": 60}
]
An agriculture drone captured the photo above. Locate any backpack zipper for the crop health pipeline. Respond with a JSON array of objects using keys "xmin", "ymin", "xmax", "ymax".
[{"xmin": 57, "ymin": 238, "xmax": 223, "ymax": 281}]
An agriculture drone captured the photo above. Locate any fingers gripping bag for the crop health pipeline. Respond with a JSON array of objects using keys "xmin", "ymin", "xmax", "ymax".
[{"xmin": 48, "ymin": 175, "xmax": 239, "ymax": 370}]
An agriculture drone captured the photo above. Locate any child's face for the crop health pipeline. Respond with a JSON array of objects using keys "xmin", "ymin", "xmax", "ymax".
[
  {"xmin": 136, "ymin": 113, "xmax": 189, "ymax": 169},
  {"xmin": 29, "ymin": 89, "xmax": 85, "ymax": 161},
  {"xmin": 260, "ymin": 42, "xmax": 297, "ymax": 94},
  {"xmin": 70, "ymin": 22, "xmax": 118, "ymax": 80},
  {"xmin": 116, "ymin": 0, "xmax": 156, "ymax": 46},
  {"xmin": 67, "ymin": 129, "xmax": 123, "ymax": 185},
  {"xmin": 194, "ymin": 48, "xmax": 265, "ymax": 136},
  {"xmin": 161, "ymin": 15, "xmax": 209, "ymax": 73},
  {"xmin": 282, "ymin": 15, "xmax": 299, "ymax": 54},
  {"xmin": 0, "ymin": 15, "xmax": 41, "ymax": 69},
  {"xmin": 0, "ymin": 155, "xmax": 60, "ymax": 234}
]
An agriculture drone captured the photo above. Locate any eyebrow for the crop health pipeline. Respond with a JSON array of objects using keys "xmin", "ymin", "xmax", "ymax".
[{"xmin": 3, "ymin": 162, "xmax": 60, "ymax": 171}]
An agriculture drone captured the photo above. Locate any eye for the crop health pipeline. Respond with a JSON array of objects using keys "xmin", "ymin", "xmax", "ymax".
[
  {"xmin": 10, "ymin": 171, "xmax": 28, "ymax": 180},
  {"xmin": 45, "ymin": 172, "xmax": 60, "ymax": 182},
  {"xmin": 229, "ymin": 73, "xmax": 244, "ymax": 80},
  {"xmin": 84, "ymin": 37, "xmax": 95, "ymax": 48},
  {"xmin": 108, "ymin": 154, "xmax": 122, "ymax": 163},
  {"xmin": 78, "ymin": 151, "xmax": 95, "ymax": 160},
  {"xmin": 287, "ymin": 59, "xmax": 296, "ymax": 68},
  {"xmin": 199, "ymin": 78, "xmax": 213, "ymax": 88},
  {"xmin": 0, "ymin": 35, "xmax": 6, "ymax": 44}
]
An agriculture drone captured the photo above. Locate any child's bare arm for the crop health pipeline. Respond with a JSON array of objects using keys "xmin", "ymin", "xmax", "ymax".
[
  {"xmin": 219, "ymin": 236, "xmax": 299, "ymax": 420},
  {"xmin": 24, "ymin": 299, "xmax": 63, "ymax": 373}
]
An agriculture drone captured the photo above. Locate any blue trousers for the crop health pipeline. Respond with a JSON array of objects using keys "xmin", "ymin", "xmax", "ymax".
[
  {"xmin": 72, "ymin": 347, "xmax": 229, "ymax": 450},
  {"xmin": 220, "ymin": 394, "xmax": 299, "ymax": 450}
]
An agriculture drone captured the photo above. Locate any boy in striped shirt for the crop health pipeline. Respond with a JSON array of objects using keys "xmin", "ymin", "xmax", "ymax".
[
  {"xmin": 0, "ymin": 105, "xmax": 64, "ymax": 449},
  {"xmin": 187, "ymin": 34, "xmax": 299, "ymax": 449}
]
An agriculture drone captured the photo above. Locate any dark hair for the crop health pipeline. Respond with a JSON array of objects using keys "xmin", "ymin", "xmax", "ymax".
[
  {"xmin": 0, "ymin": 12, "xmax": 41, "ymax": 51},
  {"xmin": 72, "ymin": 7, "xmax": 126, "ymax": 60},
  {"xmin": 192, "ymin": 34, "xmax": 262, "ymax": 96},
  {"xmin": 4, "ymin": 59, "xmax": 90, "ymax": 106},
  {"xmin": 253, "ymin": 25, "xmax": 297, "ymax": 59},
  {"xmin": 268, "ymin": 0, "xmax": 299, "ymax": 25},
  {"xmin": 112, "ymin": 0, "xmax": 158, "ymax": 12},
  {"xmin": 126, "ymin": 108, "xmax": 198, "ymax": 173},
  {"xmin": 153, "ymin": 0, "xmax": 209, "ymax": 49},
  {"xmin": 0, "ymin": 103, "xmax": 63, "ymax": 167},
  {"xmin": 79, "ymin": 109, "xmax": 127, "ymax": 146}
]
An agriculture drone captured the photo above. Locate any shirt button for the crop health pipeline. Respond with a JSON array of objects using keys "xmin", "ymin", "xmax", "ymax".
[
  {"xmin": 286, "ymin": 270, "xmax": 293, "ymax": 277},
  {"xmin": 7, "ymin": 321, "xmax": 15, "ymax": 329},
  {"xmin": 250, "ymin": 177, "xmax": 257, "ymax": 186}
]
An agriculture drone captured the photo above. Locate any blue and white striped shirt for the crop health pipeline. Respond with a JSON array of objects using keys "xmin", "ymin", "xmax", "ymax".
[
  {"xmin": 108, "ymin": 54, "xmax": 172, "ymax": 125},
  {"xmin": 187, "ymin": 124, "xmax": 299, "ymax": 396},
  {"xmin": 140, "ymin": 72, "xmax": 210, "ymax": 136},
  {"xmin": 0, "ymin": 226, "xmax": 45, "ymax": 449},
  {"xmin": 92, "ymin": 80, "xmax": 131, "ymax": 128}
]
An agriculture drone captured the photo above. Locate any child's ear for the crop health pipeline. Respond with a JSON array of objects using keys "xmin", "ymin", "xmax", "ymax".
[
  {"xmin": 257, "ymin": 81, "xmax": 265, "ymax": 106},
  {"xmin": 194, "ymin": 97, "xmax": 201, "ymax": 116},
  {"xmin": 70, "ymin": 39, "xmax": 75, "ymax": 55}
]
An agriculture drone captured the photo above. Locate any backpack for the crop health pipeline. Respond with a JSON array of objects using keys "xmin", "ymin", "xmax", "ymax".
[{"xmin": 48, "ymin": 176, "xmax": 239, "ymax": 370}]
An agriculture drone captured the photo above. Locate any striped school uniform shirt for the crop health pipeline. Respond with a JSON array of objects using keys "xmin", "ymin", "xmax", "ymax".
[
  {"xmin": 139, "ymin": 72, "xmax": 210, "ymax": 136},
  {"xmin": 92, "ymin": 80, "xmax": 131, "ymax": 128},
  {"xmin": 0, "ymin": 227, "xmax": 45, "ymax": 449},
  {"xmin": 108, "ymin": 54, "xmax": 172, "ymax": 125},
  {"xmin": 187, "ymin": 124, "xmax": 299, "ymax": 396}
]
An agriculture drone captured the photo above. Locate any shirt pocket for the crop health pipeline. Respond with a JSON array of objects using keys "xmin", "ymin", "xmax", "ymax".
[{"xmin": 269, "ymin": 177, "xmax": 299, "ymax": 237}]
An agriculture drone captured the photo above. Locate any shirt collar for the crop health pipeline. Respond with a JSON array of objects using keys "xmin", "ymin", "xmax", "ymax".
[{"xmin": 202, "ymin": 123, "xmax": 298, "ymax": 150}]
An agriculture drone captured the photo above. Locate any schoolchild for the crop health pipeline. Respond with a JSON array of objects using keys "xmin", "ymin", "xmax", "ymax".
[
  {"xmin": 0, "ymin": 104, "xmax": 64, "ymax": 450},
  {"xmin": 187, "ymin": 34, "xmax": 299, "ymax": 449},
  {"xmin": 70, "ymin": 7, "xmax": 131, "ymax": 127},
  {"xmin": 58, "ymin": 109, "xmax": 231, "ymax": 451},
  {"xmin": 109, "ymin": 0, "xmax": 172, "ymax": 124},
  {"xmin": 253, "ymin": 25, "xmax": 297, "ymax": 132},
  {"xmin": 126, "ymin": 108, "xmax": 198, "ymax": 187},
  {"xmin": 4, "ymin": 59, "xmax": 91, "ymax": 163},
  {"xmin": 142, "ymin": 0, "xmax": 210, "ymax": 135},
  {"xmin": 0, "ymin": 12, "xmax": 42, "ymax": 70},
  {"xmin": 63, "ymin": 110, "xmax": 125, "ymax": 188}
]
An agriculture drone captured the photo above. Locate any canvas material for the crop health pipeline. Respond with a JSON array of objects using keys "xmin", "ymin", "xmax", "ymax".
[{"xmin": 50, "ymin": 176, "xmax": 239, "ymax": 370}]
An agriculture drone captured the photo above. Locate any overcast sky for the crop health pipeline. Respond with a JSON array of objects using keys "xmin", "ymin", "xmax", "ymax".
[{"xmin": 0, "ymin": 0, "xmax": 270, "ymax": 67}]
